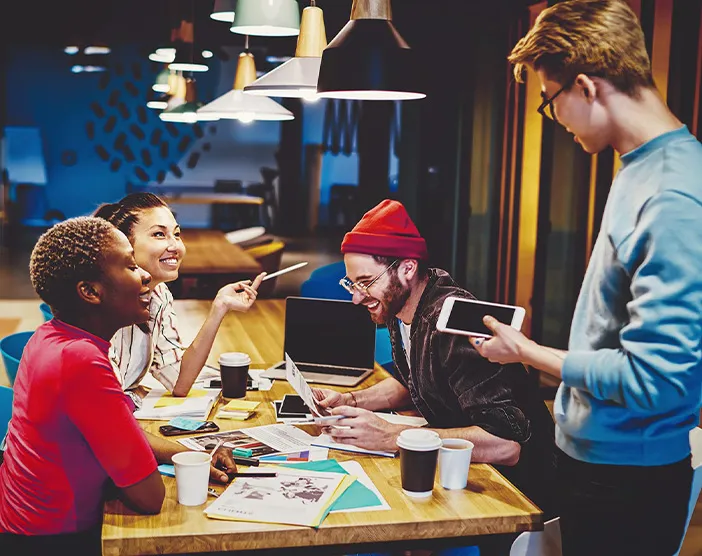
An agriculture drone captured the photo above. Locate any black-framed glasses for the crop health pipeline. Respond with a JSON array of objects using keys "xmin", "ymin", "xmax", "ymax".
[
  {"xmin": 339, "ymin": 259, "xmax": 399, "ymax": 297},
  {"xmin": 537, "ymin": 81, "xmax": 571, "ymax": 124}
]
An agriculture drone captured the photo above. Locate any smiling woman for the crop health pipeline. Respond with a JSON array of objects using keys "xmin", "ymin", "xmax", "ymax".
[{"xmin": 94, "ymin": 193, "xmax": 266, "ymax": 399}]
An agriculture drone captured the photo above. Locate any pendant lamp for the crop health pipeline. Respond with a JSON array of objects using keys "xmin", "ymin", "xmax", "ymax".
[
  {"xmin": 198, "ymin": 38, "xmax": 294, "ymax": 123},
  {"xmin": 152, "ymin": 68, "xmax": 171, "ymax": 93},
  {"xmin": 244, "ymin": 1, "xmax": 326, "ymax": 101},
  {"xmin": 230, "ymin": 0, "xmax": 300, "ymax": 37},
  {"xmin": 160, "ymin": 77, "xmax": 220, "ymax": 123},
  {"xmin": 147, "ymin": 91, "xmax": 169, "ymax": 110},
  {"xmin": 316, "ymin": 0, "xmax": 425, "ymax": 100},
  {"xmin": 211, "ymin": 0, "xmax": 236, "ymax": 22},
  {"xmin": 167, "ymin": 21, "xmax": 209, "ymax": 72}
]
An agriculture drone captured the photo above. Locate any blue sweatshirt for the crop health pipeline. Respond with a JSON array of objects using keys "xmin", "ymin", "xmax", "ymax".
[{"xmin": 556, "ymin": 126, "xmax": 702, "ymax": 466}]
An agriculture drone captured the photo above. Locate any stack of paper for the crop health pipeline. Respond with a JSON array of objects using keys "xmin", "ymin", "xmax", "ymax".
[
  {"xmin": 217, "ymin": 399, "xmax": 260, "ymax": 420},
  {"xmin": 204, "ymin": 466, "xmax": 355, "ymax": 527},
  {"xmin": 133, "ymin": 388, "xmax": 220, "ymax": 420}
]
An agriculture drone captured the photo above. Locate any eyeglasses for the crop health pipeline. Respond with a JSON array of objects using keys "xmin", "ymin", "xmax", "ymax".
[
  {"xmin": 537, "ymin": 80, "xmax": 572, "ymax": 124},
  {"xmin": 339, "ymin": 259, "xmax": 399, "ymax": 297}
]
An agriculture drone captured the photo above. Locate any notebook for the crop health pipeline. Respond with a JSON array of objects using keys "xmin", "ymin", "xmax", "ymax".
[{"xmin": 261, "ymin": 297, "xmax": 377, "ymax": 387}]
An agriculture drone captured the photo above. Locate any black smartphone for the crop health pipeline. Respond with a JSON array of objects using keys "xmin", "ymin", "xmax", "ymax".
[
  {"xmin": 278, "ymin": 394, "xmax": 313, "ymax": 418},
  {"xmin": 159, "ymin": 421, "xmax": 220, "ymax": 437}
]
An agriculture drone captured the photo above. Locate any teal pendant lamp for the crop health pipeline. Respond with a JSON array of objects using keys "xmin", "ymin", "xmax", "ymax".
[
  {"xmin": 244, "ymin": 1, "xmax": 326, "ymax": 101},
  {"xmin": 160, "ymin": 77, "xmax": 220, "ymax": 123},
  {"xmin": 230, "ymin": 0, "xmax": 301, "ymax": 37},
  {"xmin": 211, "ymin": 0, "xmax": 236, "ymax": 22}
]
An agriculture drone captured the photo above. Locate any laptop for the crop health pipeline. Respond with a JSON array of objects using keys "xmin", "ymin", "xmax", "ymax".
[{"xmin": 261, "ymin": 297, "xmax": 377, "ymax": 387}]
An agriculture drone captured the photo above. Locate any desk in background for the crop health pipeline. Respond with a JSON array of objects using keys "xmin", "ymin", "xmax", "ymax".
[{"xmin": 102, "ymin": 300, "xmax": 543, "ymax": 555}]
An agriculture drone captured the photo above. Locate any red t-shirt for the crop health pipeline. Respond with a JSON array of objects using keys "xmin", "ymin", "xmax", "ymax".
[{"xmin": 0, "ymin": 319, "xmax": 157, "ymax": 535}]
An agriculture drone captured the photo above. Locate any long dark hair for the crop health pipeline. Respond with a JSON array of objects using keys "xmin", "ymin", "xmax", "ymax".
[{"xmin": 94, "ymin": 193, "xmax": 168, "ymax": 240}]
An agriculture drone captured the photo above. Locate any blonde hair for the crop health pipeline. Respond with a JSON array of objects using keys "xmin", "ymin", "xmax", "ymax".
[{"xmin": 508, "ymin": 0, "xmax": 654, "ymax": 96}]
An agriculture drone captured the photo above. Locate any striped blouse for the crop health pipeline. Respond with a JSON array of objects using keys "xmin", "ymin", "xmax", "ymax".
[{"xmin": 109, "ymin": 283, "xmax": 184, "ymax": 392}]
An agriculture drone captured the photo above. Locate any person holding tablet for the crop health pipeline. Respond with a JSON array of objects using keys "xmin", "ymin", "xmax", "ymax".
[
  {"xmin": 94, "ymin": 193, "xmax": 266, "ymax": 400},
  {"xmin": 314, "ymin": 199, "xmax": 556, "ymax": 516},
  {"xmin": 0, "ymin": 217, "xmax": 235, "ymax": 554}
]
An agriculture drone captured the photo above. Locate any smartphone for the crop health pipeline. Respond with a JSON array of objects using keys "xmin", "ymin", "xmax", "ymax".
[
  {"xmin": 436, "ymin": 297, "xmax": 525, "ymax": 339},
  {"xmin": 277, "ymin": 395, "xmax": 313, "ymax": 418},
  {"xmin": 159, "ymin": 421, "xmax": 220, "ymax": 437}
]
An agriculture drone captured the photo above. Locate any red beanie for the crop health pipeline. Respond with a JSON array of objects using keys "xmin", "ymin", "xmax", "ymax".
[{"xmin": 341, "ymin": 199, "xmax": 428, "ymax": 260}]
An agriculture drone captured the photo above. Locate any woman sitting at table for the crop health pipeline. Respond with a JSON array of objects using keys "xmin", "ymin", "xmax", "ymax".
[
  {"xmin": 0, "ymin": 217, "xmax": 236, "ymax": 554},
  {"xmin": 94, "ymin": 193, "xmax": 266, "ymax": 400}
]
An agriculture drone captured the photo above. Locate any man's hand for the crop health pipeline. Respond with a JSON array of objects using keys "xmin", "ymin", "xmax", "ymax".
[
  {"xmin": 325, "ymin": 406, "xmax": 405, "ymax": 452},
  {"xmin": 313, "ymin": 388, "xmax": 354, "ymax": 410},
  {"xmin": 214, "ymin": 273, "xmax": 266, "ymax": 313},
  {"xmin": 470, "ymin": 315, "xmax": 535, "ymax": 365},
  {"xmin": 209, "ymin": 447, "xmax": 238, "ymax": 484}
]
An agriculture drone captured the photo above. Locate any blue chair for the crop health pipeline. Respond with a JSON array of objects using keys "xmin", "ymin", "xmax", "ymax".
[
  {"xmin": 301, "ymin": 262, "xmax": 351, "ymax": 301},
  {"xmin": 39, "ymin": 302, "xmax": 53, "ymax": 321},
  {"xmin": 0, "ymin": 385, "xmax": 13, "ymax": 446},
  {"xmin": 376, "ymin": 326, "xmax": 395, "ymax": 374},
  {"xmin": 0, "ymin": 331, "xmax": 34, "ymax": 386}
]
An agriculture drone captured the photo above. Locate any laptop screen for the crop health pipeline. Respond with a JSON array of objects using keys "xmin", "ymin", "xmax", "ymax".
[{"xmin": 284, "ymin": 297, "xmax": 376, "ymax": 369}]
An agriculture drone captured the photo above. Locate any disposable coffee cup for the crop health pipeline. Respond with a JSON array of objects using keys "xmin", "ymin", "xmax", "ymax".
[
  {"xmin": 439, "ymin": 438, "xmax": 474, "ymax": 490},
  {"xmin": 172, "ymin": 451, "xmax": 212, "ymax": 506},
  {"xmin": 218, "ymin": 352, "xmax": 251, "ymax": 398},
  {"xmin": 396, "ymin": 429, "xmax": 442, "ymax": 498}
]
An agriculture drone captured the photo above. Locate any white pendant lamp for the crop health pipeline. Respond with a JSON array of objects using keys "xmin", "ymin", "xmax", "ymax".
[
  {"xmin": 160, "ymin": 76, "xmax": 220, "ymax": 123},
  {"xmin": 244, "ymin": 1, "xmax": 326, "ymax": 102},
  {"xmin": 230, "ymin": 0, "xmax": 300, "ymax": 37},
  {"xmin": 211, "ymin": 0, "xmax": 236, "ymax": 22},
  {"xmin": 198, "ymin": 38, "xmax": 294, "ymax": 123},
  {"xmin": 316, "ymin": 0, "xmax": 426, "ymax": 100}
]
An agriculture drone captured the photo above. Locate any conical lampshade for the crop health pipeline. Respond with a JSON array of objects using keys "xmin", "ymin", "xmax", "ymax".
[
  {"xmin": 230, "ymin": 0, "xmax": 301, "ymax": 37},
  {"xmin": 153, "ymin": 68, "xmax": 171, "ymax": 93},
  {"xmin": 169, "ymin": 43, "xmax": 209, "ymax": 72},
  {"xmin": 211, "ymin": 0, "xmax": 236, "ymax": 22},
  {"xmin": 160, "ymin": 78, "xmax": 219, "ymax": 123},
  {"xmin": 244, "ymin": 4, "xmax": 326, "ymax": 100},
  {"xmin": 316, "ymin": 0, "xmax": 425, "ymax": 100},
  {"xmin": 147, "ymin": 90, "xmax": 169, "ymax": 110},
  {"xmin": 198, "ymin": 51, "xmax": 294, "ymax": 123}
]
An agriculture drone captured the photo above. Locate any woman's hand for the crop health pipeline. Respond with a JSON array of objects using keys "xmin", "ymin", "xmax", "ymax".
[
  {"xmin": 214, "ymin": 272, "xmax": 266, "ymax": 313},
  {"xmin": 469, "ymin": 315, "xmax": 534, "ymax": 365}
]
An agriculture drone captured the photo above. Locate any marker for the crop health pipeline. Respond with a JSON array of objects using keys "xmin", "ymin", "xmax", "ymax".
[
  {"xmin": 312, "ymin": 415, "xmax": 347, "ymax": 424},
  {"xmin": 232, "ymin": 455, "xmax": 260, "ymax": 467},
  {"xmin": 261, "ymin": 262, "xmax": 308, "ymax": 282},
  {"xmin": 232, "ymin": 447, "xmax": 253, "ymax": 457},
  {"xmin": 230, "ymin": 472, "xmax": 277, "ymax": 478}
]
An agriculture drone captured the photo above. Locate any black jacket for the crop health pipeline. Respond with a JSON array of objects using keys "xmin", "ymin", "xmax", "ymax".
[{"xmin": 388, "ymin": 268, "xmax": 556, "ymax": 515}]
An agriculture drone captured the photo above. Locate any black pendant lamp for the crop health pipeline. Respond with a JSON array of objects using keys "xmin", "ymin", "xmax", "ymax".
[{"xmin": 316, "ymin": 0, "xmax": 425, "ymax": 100}]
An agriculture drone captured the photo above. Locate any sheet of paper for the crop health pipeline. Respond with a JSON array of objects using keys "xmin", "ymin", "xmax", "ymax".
[
  {"xmin": 134, "ymin": 388, "xmax": 220, "ymax": 420},
  {"xmin": 336, "ymin": 460, "xmax": 391, "ymax": 513},
  {"xmin": 375, "ymin": 413, "xmax": 428, "ymax": 427},
  {"xmin": 178, "ymin": 424, "xmax": 314, "ymax": 457},
  {"xmin": 285, "ymin": 353, "xmax": 325, "ymax": 417},
  {"xmin": 312, "ymin": 434, "xmax": 397, "ymax": 458},
  {"xmin": 245, "ymin": 424, "xmax": 316, "ymax": 454}
]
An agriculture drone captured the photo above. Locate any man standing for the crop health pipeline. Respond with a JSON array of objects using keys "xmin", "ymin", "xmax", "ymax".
[
  {"xmin": 315, "ymin": 199, "xmax": 556, "ymax": 515},
  {"xmin": 472, "ymin": 1, "xmax": 702, "ymax": 554}
]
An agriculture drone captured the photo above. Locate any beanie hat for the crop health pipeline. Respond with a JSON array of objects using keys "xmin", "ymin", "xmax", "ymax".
[{"xmin": 341, "ymin": 199, "xmax": 428, "ymax": 260}]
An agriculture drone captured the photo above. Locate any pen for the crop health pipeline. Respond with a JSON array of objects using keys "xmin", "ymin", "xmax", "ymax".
[
  {"xmin": 209, "ymin": 439, "xmax": 224, "ymax": 455},
  {"xmin": 313, "ymin": 415, "xmax": 347, "ymax": 423},
  {"xmin": 233, "ymin": 455, "xmax": 260, "ymax": 467},
  {"xmin": 230, "ymin": 472, "xmax": 277, "ymax": 478},
  {"xmin": 208, "ymin": 487, "xmax": 220, "ymax": 498}
]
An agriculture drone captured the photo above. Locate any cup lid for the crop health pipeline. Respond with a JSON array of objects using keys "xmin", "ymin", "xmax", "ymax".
[
  {"xmin": 218, "ymin": 352, "xmax": 251, "ymax": 365},
  {"xmin": 396, "ymin": 428, "xmax": 442, "ymax": 451}
]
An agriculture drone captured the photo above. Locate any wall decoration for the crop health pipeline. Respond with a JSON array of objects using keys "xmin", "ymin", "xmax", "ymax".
[{"xmin": 61, "ymin": 150, "xmax": 78, "ymax": 166}]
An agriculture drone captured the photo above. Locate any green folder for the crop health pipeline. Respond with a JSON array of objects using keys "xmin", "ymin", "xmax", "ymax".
[{"xmin": 280, "ymin": 459, "xmax": 383, "ymax": 511}]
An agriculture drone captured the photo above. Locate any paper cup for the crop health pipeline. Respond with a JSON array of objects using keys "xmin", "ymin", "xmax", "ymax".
[
  {"xmin": 219, "ymin": 352, "xmax": 251, "ymax": 398},
  {"xmin": 172, "ymin": 451, "xmax": 212, "ymax": 506},
  {"xmin": 396, "ymin": 429, "xmax": 442, "ymax": 498},
  {"xmin": 439, "ymin": 438, "xmax": 474, "ymax": 490}
]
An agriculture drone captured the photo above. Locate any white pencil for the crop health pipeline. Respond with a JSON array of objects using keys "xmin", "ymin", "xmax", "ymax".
[{"xmin": 262, "ymin": 262, "xmax": 308, "ymax": 282}]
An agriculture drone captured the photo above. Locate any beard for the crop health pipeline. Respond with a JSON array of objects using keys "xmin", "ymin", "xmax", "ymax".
[{"xmin": 371, "ymin": 272, "xmax": 411, "ymax": 325}]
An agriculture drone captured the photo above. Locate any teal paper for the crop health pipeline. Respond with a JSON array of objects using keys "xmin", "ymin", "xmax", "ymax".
[
  {"xmin": 168, "ymin": 417, "xmax": 206, "ymax": 431},
  {"xmin": 280, "ymin": 459, "xmax": 383, "ymax": 511},
  {"xmin": 158, "ymin": 464, "xmax": 175, "ymax": 477}
]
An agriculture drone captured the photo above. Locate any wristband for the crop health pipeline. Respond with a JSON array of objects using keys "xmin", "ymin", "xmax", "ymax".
[{"xmin": 349, "ymin": 391, "xmax": 358, "ymax": 407}]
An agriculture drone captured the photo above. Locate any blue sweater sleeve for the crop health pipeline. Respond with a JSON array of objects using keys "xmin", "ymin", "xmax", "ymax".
[{"xmin": 562, "ymin": 190, "xmax": 702, "ymax": 412}]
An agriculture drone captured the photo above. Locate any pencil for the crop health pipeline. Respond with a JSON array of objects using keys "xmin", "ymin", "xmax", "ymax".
[{"xmin": 230, "ymin": 472, "xmax": 277, "ymax": 478}]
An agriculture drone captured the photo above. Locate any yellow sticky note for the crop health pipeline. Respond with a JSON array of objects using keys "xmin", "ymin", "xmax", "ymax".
[
  {"xmin": 223, "ymin": 399, "xmax": 260, "ymax": 411},
  {"xmin": 154, "ymin": 389, "xmax": 208, "ymax": 408}
]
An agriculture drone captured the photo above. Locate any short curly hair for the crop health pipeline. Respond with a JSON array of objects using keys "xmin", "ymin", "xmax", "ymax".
[{"xmin": 29, "ymin": 217, "xmax": 117, "ymax": 315}]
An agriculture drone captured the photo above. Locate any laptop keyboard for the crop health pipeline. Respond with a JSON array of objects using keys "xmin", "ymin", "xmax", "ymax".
[{"xmin": 276, "ymin": 362, "xmax": 367, "ymax": 377}]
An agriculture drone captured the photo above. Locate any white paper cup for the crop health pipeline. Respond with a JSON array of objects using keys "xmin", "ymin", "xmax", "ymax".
[
  {"xmin": 172, "ymin": 451, "xmax": 212, "ymax": 506},
  {"xmin": 438, "ymin": 438, "xmax": 474, "ymax": 490}
]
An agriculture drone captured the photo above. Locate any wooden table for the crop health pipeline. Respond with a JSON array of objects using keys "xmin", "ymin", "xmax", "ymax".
[
  {"xmin": 176, "ymin": 230, "xmax": 263, "ymax": 298},
  {"xmin": 102, "ymin": 300, "xmax": 543, "ymax": 555},
  {"xmin": 163, "ymin": 193, "xmax": 264, "ymax": 206}
]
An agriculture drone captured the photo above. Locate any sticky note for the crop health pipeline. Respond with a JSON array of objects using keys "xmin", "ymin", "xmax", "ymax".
[
  {"xmin": 154, "ymin": 389, "xmax": 208, "ymax": 408},
  {"xmin": 169, "ymin": 417, "xmax": 206, "ymax": 431},
  {"xmin": 158, "ymin": 464, "xmax": 175, "ymax": 477},
  {"xmin": 223, "ymin": 399, "xmax": 260, "ymax": 411}
]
